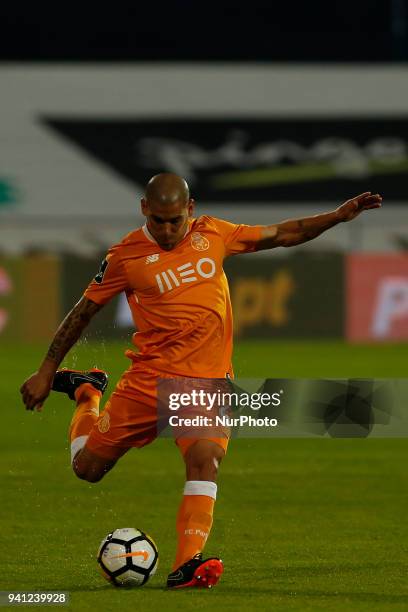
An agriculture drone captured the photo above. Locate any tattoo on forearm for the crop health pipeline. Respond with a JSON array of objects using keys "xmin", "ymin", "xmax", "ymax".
[
  {"xmin": 260, "ymin": 211, "xmax": 339, "ymax": 250},
  {"xmin": 46, "ymin": 299, "xmax": 102, "ymax": 365},
  {"xmin": 296, "ymin": 218, "xmax": 317, "ymax": 241},
  {"xmin": 295, "ymin": 216, "xmax": 336, "ymax": 243}
]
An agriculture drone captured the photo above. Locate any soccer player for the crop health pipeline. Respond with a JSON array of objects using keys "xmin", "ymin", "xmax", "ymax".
[{"xmin": 20, "ymin": 174, "xmax": 382, "ymax": 589}]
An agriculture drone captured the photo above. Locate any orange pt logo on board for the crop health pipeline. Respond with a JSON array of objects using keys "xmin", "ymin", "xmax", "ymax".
[
  {"xmin": 98, "ymin": 411, "xmax": 110, "ymax": 433},
  {"xmin": 191, "ymin": 232, "xmax": 209, "ymax": 251}
]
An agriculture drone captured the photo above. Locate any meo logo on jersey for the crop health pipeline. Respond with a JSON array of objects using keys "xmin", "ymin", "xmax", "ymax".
[{"xmin": 155, "ymin": 257, "xmax": 216, "ymax": 293}]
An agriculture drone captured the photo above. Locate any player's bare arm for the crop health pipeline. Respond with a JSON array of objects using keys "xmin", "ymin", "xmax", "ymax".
[
  {"xmin": 257, "ymin": 192, "xmax": 382, "ymax": 250},
  {"xmin": 20, "ymin": 296, "xmax": 103, "ymax": 411}
]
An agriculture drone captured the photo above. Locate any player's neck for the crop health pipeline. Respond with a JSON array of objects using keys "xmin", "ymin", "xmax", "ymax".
[{"xmin": 143, "ymin": 219, "xmax": 193, "ymax": 248}]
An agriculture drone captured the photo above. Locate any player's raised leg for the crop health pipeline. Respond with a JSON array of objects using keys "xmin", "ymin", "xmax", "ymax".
[
  {"xmin": 167, "ymin": 439, "xmax": 226, "ymax": 589},
  {"xmin": 52, "ymin": 368, "xmax": 116, "ymax": 482}
]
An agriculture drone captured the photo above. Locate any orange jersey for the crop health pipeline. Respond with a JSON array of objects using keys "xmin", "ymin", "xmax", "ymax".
[{"xmin": 84, "ymin": 216, "xmax": 262, "ymax": 377}]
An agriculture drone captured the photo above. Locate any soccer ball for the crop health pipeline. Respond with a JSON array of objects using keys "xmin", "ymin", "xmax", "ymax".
[{"xmin": 97, "ymin": 528, "xmax": 158, "ymax": 587}]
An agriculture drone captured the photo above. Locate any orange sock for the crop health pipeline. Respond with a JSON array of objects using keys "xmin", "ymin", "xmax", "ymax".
[
  {"xmin": 69, "ymin": 383, "xmax": 102, "ymax": 462},
  {"xmin": 173, "ymin": 480, "xmax": 217, "ymax": 570}
]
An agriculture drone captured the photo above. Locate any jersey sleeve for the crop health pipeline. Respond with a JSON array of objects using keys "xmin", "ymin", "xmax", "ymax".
[
  {"xmin": 212, "ymin": 218, "xmax": 263, "ymax": 256},
  {"xmin": 83, "ymin": 247, "xmax": 128, "ymax": 305}
]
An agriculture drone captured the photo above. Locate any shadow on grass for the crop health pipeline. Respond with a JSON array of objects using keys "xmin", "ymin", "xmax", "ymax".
[
  {"xmin": 34, "ymin": 582, "xmax": 408, "ymax": 604},
  {"xmin": 55, "ymin": 583, "xmax": 167, "ymax": 593},
  {"xmin": 46, "ymin": 561, "xmax": 408, "ymax": 602},
  {"xmin": 265, "ymin": 560, "xmax": 402, "ymax": 579},
  {"xmin": 217, "ymin": 587, "xmax": 408, "ymax": 605}
]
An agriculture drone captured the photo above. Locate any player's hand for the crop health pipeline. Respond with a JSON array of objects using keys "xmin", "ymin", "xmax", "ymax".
[
  {"xmin": 336, "ymin": 192, "xmax": 382, "ymax": 222},
  {"xmin": 20, "ymin": 371, "xmax": 53, "ymax": 411}
]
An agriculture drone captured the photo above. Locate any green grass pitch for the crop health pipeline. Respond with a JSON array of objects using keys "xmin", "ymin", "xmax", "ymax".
[{"xmin": 1, "ymin": 340, "xmax": 408, "ymax": 611}]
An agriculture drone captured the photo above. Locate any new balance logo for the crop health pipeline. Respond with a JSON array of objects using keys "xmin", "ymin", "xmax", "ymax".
[
  {"xmin": 145, "ymin": 254, "xmax": 160, "ymax": 264},
  {"xmin": 155, "ymin": 258, "xmax": 216, "ymax": 293}
]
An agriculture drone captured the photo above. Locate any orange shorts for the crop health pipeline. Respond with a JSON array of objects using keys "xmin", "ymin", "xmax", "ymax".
[{"xmin": 85, "ymin": 361, "xmax": 230, "ymax": 461}]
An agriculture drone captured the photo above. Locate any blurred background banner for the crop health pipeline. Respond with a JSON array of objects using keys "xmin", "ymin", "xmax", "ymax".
[
  {"xmin": 56, "ymin": 251, "xmax": 344, "ymax": 341},
  {"xmin": 346, "ymin": 254, "xmax": 408, "ymax": 341},
  {"xmin": 6, "ymin": 250, "xmax": 407, "ymax": 344},
  {"xmin": 0, "ymin": 256, "xmax": 60, "ymax": 342},
  {"xmin": 0, "ymin": 63, "xmax": 408, "ymax": 256},
  {"xmin": 43, "ymin": 116, "xmax": 408, "ymax": 202},
  {"xmin": 1, "ymin": 66, "xmax": 408, "ymax": 255},
  {"xmin": 58, "ymin": 251, "xmax": 408, "ymax": 343},
  {"xmin": 225, "ymin": 252, "xmax": 344, "ymax": 339}
]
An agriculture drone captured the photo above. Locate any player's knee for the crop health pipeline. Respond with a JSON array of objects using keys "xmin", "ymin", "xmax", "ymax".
[
  {"xmin": 186, "ymin": 441, "xmax": 225, "ymax": 480},
  {"xmin": 76, "ymin": 468, "xmax": 104, "ymax": 483},
  {"xmin": 72, "ymin": 461, "xmax": 105, "ymax": 483},
  {"xmin": 84, "ymin": 470, "xmax": 104, "ymax": 483},
  {"xmin": 198, "ymin": 458, "xmax": 219, "ymax": 480},
  {"xmin": 206, "ymin": 451, "xmax": 223, "ymax": 479}
]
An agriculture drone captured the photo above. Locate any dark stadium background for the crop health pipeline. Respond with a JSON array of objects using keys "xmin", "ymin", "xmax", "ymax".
[
  {"xmin": 0, "ymin": 1, "xmax": 406, "ymax": 61},
  {"xmin": 1, "ymin": 2, "xmax": 408, "ymax": 611}
]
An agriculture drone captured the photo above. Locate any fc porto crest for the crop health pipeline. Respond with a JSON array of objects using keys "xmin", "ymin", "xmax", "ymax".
[
  {"xmin": 98, "ymin": 410, "xmax": 111, "ymax": 433},
  {"xmin": 191, "ymin": 232, "xmax": 209, "ymax": 251}
]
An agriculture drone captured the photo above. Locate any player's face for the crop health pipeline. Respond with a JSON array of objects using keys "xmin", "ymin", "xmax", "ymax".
[{"xmin": 141, "ymin": 198, "xmax": 194, "ymax": 250}]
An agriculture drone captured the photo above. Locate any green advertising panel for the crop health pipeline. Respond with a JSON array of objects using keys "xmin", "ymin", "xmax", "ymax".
[{"xmin": 224, "ymin": 250, "xmax": 344, "ymax": 338}]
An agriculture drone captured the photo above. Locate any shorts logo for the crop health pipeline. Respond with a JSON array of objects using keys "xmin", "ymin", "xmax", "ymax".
[
  {"xmin": 98, "ymin": 410, "xmax": 110, "ymax": 433},
  {"xmin": 145, "ymin": 254, "xmax": 160, "ymax": 264},
  {"xmin": 191, "ymin": 232, "xmax": 209, "ymax": 251}
]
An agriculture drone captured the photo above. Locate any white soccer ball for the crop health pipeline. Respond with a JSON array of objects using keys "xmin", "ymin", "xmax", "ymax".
[{"xmin": 97, "ymin": 528, "xmax": 158, "ymax": 587}]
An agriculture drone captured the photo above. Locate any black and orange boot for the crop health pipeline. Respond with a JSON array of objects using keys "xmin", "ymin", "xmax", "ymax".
[
  {"xmin": 52, "ymin": 368, "xmax": 108, "ymax": 400},
  {"xmin": 167, "ymin": 553, "xmax": 224, "ymax": 589}
]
